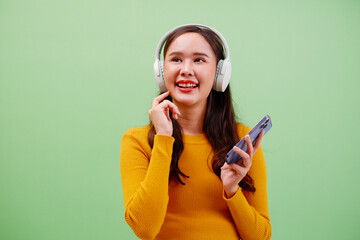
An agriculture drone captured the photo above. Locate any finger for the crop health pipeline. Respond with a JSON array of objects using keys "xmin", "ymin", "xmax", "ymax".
[
  {"xmin": 221, "ymin": 162, "xmax": 230, "ymax": 170},
  {"xmin": 152, "ymin": 91, "xmax": 170, "ymax": 108},
  {"xmin": 226, "ymin": 163, "xmax": 246, "ymax": 176},
  {"xmin": 233, "ymin": 146, "xmax": 252, "ymax": 168},
  {"xmin": 253, "ymin": 130, "xmax": 265, "ymax": 153},
  {"xmin": 241, "ymin": 155, "xmax": 252, "ymax": 169},
  {"xmin": 245, "ymin": 135, "xmax": 254, "ymax": 158},
  {"xmin": 160, "ymin": 100, "xmax": 181, "ymax": 117},
  {"xmin": 233, "ymin": 146, "xmax": 249, "ymax": 160},
  {"xmin": 163, "ymin": 105, "xmax": 171, "ymax": 121}
]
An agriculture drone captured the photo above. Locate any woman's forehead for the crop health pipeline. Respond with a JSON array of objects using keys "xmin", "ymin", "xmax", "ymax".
[{"xmin": 165, "ymin": 32, "xmax": 214, "ymax": 55}]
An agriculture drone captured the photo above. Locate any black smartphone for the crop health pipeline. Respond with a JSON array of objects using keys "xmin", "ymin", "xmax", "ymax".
[{"xmin": 226, "ymin": 115, "xmax": 272, "ymax": 164}]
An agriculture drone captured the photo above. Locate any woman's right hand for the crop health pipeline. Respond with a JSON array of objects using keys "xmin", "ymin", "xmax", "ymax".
[{"xmin": 148, "ymin": 91, "xmax": 181, "ymax": 136}]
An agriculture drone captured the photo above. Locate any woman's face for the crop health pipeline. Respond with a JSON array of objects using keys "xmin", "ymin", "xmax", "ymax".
[{"xmin": 164, "ymin": 32, "xmax": 217, "ymax": 108}]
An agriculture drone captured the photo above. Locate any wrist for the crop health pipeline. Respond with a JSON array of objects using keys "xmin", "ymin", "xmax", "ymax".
[
  {"xmin": 156, "ymin": 131, "xmax": 172, "ymax": 136},
  {"xmin": 224, "ymin": 185, "xmax": 239, "ymax": 198},
  {"xmin": 154, "ymin": 127, "xmax": 172, "ymax": 136}
]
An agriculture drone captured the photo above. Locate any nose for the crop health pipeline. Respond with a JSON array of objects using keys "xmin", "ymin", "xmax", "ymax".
[{"xmin": 180, "ymin": 61, "xmax": 194, "ymax": 77}]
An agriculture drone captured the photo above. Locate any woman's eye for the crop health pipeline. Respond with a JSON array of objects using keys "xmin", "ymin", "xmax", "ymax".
[
  {"xmin": 194, "ymin": 58, "xmax": 205, "ymax": 62},
  {"xmin": 171, "ymin": 58, "xmax": 182, "ymax": 62}
]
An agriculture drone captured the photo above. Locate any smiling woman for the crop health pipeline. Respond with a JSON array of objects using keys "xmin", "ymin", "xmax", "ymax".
[
  {"xmin": 163, "ymin": 32, "xmax": 217, "ymax": 107},
  {"xmin": 120, "ymin": 24, "xmax": 271, "ymax": 240}
]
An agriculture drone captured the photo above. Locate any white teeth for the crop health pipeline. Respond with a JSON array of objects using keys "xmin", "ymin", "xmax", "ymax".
[{"xmin": 177, "ymin": 83, "xmax": 197, "ymax": 88}]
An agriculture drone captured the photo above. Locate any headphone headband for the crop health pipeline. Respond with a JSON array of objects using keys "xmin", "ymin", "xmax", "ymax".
[{"xmin": 154, "ymin": 24, "xmax": 230, "ymax": 61}]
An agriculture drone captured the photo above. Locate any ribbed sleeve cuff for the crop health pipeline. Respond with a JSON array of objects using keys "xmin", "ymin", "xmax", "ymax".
[
  {"xmin": 153, "ymin": 134, "xmax": 175, "ymax": 155},
  {"xmin": 223, "ymin": 186, "xmax": 247, "ymax": 206},
  {"xmin": 151, "ymin": 134, "xmax": 175, "ymax": 167}
]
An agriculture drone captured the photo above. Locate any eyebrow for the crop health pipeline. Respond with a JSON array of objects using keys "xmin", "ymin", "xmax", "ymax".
[{"xmin": 167, "ymin": 51, "xmax": 210, "ymax": 58}]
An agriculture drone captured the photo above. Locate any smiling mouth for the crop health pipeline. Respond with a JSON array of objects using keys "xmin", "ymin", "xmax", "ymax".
[{"xmin": 176, "ymin": 83, "xmax": 199, "ymax": 88}]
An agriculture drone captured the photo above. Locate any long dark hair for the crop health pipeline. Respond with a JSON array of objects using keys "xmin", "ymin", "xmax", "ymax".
[{"xmin": 148, "ymin": 25, "xmax": 255, "ymax": 192}]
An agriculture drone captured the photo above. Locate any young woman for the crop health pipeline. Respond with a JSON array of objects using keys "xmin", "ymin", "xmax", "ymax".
[{"xmin": 120, "ymin": 24, "xmax": 271, "ymax": 240}]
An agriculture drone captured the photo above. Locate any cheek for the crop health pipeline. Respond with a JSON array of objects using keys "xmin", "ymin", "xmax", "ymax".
[
  {"xmin": 163, "ymin": 66, "xmax": 178, "ymax": 91},
  {"xmin": 201, "ymin": 65, "xmax": 217, "ymax": 85},
  {"xmin": 163, "ymin": 64, "xmax": 177, "ymax": 81}
]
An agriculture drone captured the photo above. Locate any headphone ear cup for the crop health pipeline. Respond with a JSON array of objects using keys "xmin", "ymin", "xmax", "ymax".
[
  {"xmin": 160, "ymin": 61, "xmax": 164, "ymax": 81},
  {"xmin": 153, "ymin": 60, "xmax": 167, "ymax": 92},
  {"xmin": 159, "ymin": 61, "xmax": 167, "ymax": 92},
  {"xmin": 213, "ymin": 59, "xmax": 223, "ymax": 91},
  {"xmin": 213, "ymin": 59, "xmax": 231, "ymax": 92}
]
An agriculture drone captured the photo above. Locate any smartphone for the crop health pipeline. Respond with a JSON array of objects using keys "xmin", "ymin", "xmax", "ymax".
[{"xmin": 226, "ymin": 115, "xmax": 272, "ymax": 164}]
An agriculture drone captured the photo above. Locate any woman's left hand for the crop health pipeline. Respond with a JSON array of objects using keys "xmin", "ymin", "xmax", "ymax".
[{"xmin": 220, "ymin": 131, "xmax": 264, "ymax": 198}]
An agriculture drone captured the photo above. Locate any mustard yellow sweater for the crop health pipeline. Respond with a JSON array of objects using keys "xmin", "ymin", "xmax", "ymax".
[{"xmin": 120, "ymin": 124, "xmax": 271, "ymax": 240}]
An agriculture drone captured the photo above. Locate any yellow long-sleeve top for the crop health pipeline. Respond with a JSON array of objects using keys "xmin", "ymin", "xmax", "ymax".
[{"xmin": 120, "ymin": 123, "xmax": 271, "ymax": 240}]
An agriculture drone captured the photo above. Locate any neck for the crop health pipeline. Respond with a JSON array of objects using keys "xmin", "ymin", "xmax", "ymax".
[{"xmin": 175, "ymin": 102, "xmax": 207, "ymax": 136}]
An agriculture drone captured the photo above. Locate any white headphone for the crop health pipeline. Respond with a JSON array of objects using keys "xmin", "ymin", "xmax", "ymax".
[{"xmin": 153, "ymin": 24, "xmax": 232, "ymax": 92}]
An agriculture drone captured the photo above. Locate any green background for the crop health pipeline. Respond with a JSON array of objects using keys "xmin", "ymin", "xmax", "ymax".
[{"xmin": 1, "ymin": 0, "xmax": 359, "ymax": 239}]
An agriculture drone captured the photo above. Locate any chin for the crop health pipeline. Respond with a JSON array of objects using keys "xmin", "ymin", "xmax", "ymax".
[{"xmin": 173, "ymin": 95, "xmax": 207, "ymax": 109}]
